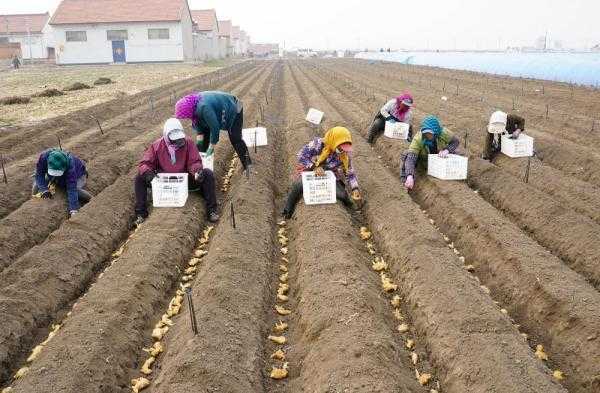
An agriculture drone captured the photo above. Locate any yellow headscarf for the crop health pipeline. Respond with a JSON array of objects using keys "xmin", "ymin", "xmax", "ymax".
[{"xmin": 315, "ymin": 126, "xmax": 352, "ymax": 171}]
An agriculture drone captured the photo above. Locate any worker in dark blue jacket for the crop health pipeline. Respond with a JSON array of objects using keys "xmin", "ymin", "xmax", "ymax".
[
  {"xmin": 33, "ymin": 149, "xmax": 92, "ymax": 216},
  {"xmin": 175, "ymin": 91, "xmax": 251, "ymax": 170}
]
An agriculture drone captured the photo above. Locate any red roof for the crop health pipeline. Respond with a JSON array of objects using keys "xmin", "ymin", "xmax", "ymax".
[
  {"xmin": 0, "ymin": 13, "xmax": 49, "ymax": 34},
  {"xmin": 231, "ymin": 25, "xmax": 240, "ymax": 40},
  {"xmin": 218, "ymin": 20, "xmax": 231, "ymax": 37},
  {"xmin": 50, "ymin": 0, "xmax": 190, "ymax": 25},
  {"xmin": 191, "ymin": 9, "xmax": 217, "ymax": 32}
]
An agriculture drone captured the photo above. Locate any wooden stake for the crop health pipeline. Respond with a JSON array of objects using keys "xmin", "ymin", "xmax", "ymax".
[
  {"xmin": 230, "ymin": 202, "xmax": 236, "ymax": 229},
  {"xmin": 185, "ymin": 288, "xmax": 198, "ymax": 335},
  {"xmin": 57, "ymin": 135, "xmax": 62, "ymax": 150},
  {"xmin": 0, "ymin": 153, "xmax": 7, "ymax": 184},
  {"xmin": 523, "ymin": 156, "xmax": 531, "ymax": 184},
  {"xmin": 91, "ymin": 116, "xmax": 104, "ymax": 134},
  {"xmin": 464, "ymin": 131, "xmax": 469, "ymax": 150},
  {"xmin": 545, "ymin": 104, "xmax": 549, "ymax": 119}
]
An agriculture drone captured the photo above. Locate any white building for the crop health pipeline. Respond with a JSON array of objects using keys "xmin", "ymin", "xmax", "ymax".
[
  {"xmin": 240, "ymin": 30, "xmax": 250, "ymax": 56},
  {"xmin": 49, "ymin": 0, "xmax": 195, "ymax": 64},
  {"xmin": 0, "ymin": 13, "xmax": 51, "ymax": 59},
  {"xmin": 231, "ymin": 25, "xmax": 241, "ymax": 56},
  {"xmin": 190, "ymin": 9, "xmax": 224, "ymax": 60},
  {"xmin": 218, "ymin": 20, "xmax": 234, "ymax": 57}
]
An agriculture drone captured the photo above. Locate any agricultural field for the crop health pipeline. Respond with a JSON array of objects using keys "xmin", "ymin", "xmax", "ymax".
[
  {"xmin": 0, "ymin": 61, "xmax": 228, "ymax": 126},
  {"xmin": 0, "ymin": 59, "xmax": 599, "ymax": 393}
]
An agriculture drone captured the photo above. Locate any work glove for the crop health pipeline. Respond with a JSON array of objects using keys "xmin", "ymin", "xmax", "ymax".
[
  {"xmin": 314, "ymin": 166, "xmax": 325, "ymax": 177},
  {"xmin": 40, "ymin": 190, "xmax": 53, "ymax": 199},
  {"xmin": 438, "ymin": 149, "xmax": 450, "ymax": 158},
  {"xmin": 69, "ymin": 210, "xmax": 78, "ymax": 217},
  {"xmin": 205, "ymin": 145, "xmax": 215, "ymax": 157},
  {"xmin": 404, "ymin": 175, "xmax": 415, "ymax": 190},
  {"xmin": 144, "ymin": 170, "xmax": 157, "ymax": 184},
  {"xmin": 194, "ymin": 171, "xmax": 204, "ymax": 184},
  {"xmin": 510, "ymin": 129, "xmax": 522, "ymax": 139},
  {"xmin": 385, "ymin": 116, "xmax": 397, "ymax": 123}
]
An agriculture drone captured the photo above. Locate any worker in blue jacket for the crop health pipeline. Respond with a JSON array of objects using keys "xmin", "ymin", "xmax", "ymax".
[
  {"xmin": 32, "ymin": 149, "xmax": 92, "ymax": 216},
  {"xmin": 175, "ymin": 91, "xmax": 251, "ymax": 170}
]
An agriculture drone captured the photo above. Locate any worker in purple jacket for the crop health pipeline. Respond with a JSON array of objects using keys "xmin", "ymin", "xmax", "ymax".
[{"xmin": 33, "ymin": 149, "xmax": 91, "ymax": 216}]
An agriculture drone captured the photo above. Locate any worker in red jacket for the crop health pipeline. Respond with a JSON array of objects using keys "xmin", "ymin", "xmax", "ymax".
[{"xmin": 134, "ymin": 118, "xmax": 219, "ymax": 225}]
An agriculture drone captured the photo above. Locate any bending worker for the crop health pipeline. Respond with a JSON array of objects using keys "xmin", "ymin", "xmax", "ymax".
[
  {"xmin": 134, "ymin": 118, "xmax": 219, "ymax": 225},
  {"xmin": 367, "ymin": 92, "xmax": 414, "ymax": 144},
  {"xmin": 482, "ymin": 110, "xmax": 526, "ymax": 161},
  {"xmin": 282, "ymin": 126, "xmax": 362, "ymax": 219},
  {"xmin": 175, "ymin": 91, "xmax": 251, "ymax": 170},
  {"xmin": 33, "ymin": 149, "xmax": 91, "ymax": 216},
  {"xmin": 400, "ymin": 115, "xmax": 460, "ymax": 190}
]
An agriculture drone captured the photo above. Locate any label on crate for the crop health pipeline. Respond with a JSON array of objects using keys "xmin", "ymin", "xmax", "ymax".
[
  {"xmin": 242, "ymin": 127, "xmax": 268, "ymax": 147},
  {"xmin": 306, "ymin": 108, "xmax": 324, "ymax": 125},
  {"xmin": 302, "ymin": 171, "xmax": 336, "ymax": 205},
  {"xmin": 384, "ymin": 121, "xmax": 410, "ymax": 140},
  {"xmin": 200, "ymin": 152, "xmax": 214, "ymax": 171}
]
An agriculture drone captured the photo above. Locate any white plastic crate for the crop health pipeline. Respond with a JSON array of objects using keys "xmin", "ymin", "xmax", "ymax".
[
  {"xmin": 242, "ymin": 127, "xmax": 268, "ymax": 147},
  {"xmin": 301, "ymin": 170, "xmax": 336, "ymax": 205},
  {"xmin": 501, "ymin": 133, "xmax": 534, "ymax": 158},
  {"xmin": 427, "ymin": 154, "xmax": 468, "ymax": 180},
  {"xmin": 306, "ymin": 108, "xmax": 324, "ymax": 125},
  {"xmin": 384, "ymin": 121, "xmax": 410, "ymax": 140},
  {"xmin": 200, "ymin": 152, "xmax": 214, "ymax": 171},
  {"xmin": 151, "ymin": 173, "xmax": 189, "ymax": 207}
]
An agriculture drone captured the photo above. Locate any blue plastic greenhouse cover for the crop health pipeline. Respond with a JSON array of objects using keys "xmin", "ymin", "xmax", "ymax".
[{"xmin": 355, "ymin": 51, "xmax": 600, "ymax": 87}]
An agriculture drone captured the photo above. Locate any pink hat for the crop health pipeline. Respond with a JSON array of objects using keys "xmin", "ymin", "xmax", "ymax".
[{"xmin": 175, "ymin": 94, "xmax": 201, "ymax": 119}]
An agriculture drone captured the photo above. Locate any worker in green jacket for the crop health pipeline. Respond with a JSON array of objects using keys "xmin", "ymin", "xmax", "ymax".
[
  {"xmin": 400, "ymin": 115, "xmax": 460, "ymax": 190},
  {"xmin": 175, "ymin": 91, "xmax": 251, "ymax": 170}
]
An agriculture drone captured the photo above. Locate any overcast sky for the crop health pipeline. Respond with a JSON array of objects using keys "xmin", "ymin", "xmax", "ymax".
[{"xmin": 1, "ymin": 0, "xmax": 597, "ymax": 50}]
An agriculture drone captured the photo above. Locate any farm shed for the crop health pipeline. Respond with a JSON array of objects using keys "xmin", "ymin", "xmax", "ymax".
[
  {"xmin": 48, "ymin": 0, "xmax": 195, "ymax": 65},
  {"xmin": 0, "ymin": 13, "xmax": 51, "ymax": 60}
]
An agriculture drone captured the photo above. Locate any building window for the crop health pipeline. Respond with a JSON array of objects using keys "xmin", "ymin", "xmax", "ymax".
[
  {"xmin": 148, "ymin": 28, "xmax": 169, "ymax": 40},
  {"xmin": 66, "ymin": 31, "xmax": 87, "ymax": 42},
  {"xmin": 107, "ymin": 30, "xmax": 128, "ymax": 41}
]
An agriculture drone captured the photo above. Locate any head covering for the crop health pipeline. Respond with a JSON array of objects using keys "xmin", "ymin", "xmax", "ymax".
[
  {"xmin": 394, "ymin": 92, "xmax": 413, "ymax": 121},
  {"xmin": 47, "ymin": 150, "xmax": 69, "ymax": 177},
  {"xmin": 163, "ymin": 118, "xmax": 186, "ymax": 164},
  {"xmin": 488, "ymin": 110, "xmax": 508, "ymax": 134},
  {"xmin": 420, "ymin": 116, "xmax": 443, "ymax": 149},
  {"xmin": 316, "ymin": 127, "xmax": 353, "ymax": 171},
  {"xmin": 175, "ymin": 93, "xmax": 202, "ymax": 120}
]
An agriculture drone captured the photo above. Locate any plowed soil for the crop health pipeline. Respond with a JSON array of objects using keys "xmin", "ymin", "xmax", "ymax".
[{"xmin": 2, "ymin": 59, "xmax": 599, "ymax": 393}]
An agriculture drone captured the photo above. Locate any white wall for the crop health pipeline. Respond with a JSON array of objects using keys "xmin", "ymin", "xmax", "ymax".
[
  {"xmin": 52, "ymin": 21, "xmax": 185, "ymax": 64},
  {"xmin": 1, "ymin": 34, "xmax": 47, "ymax": 59},
  {"xmin": 180, "ymin": 6, "xmax": 194, "ymax": 61},
  {"xmin": 193, "ymin": 29, "xmax": 222, "ymax": 60}
]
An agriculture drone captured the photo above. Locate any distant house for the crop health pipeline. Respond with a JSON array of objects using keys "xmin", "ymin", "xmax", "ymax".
[
  {"xmin": 250, "ymin": 43, "xmax": 279, "ymax": 58},
  {"xmin": 231, "ymin": 25, "xmax": 241, "ymax": 56},
  {"xmin": 0, "ymin": 13, "xmax": 51, "ymax": 59},
  {"xmin": 49, "ymin": 0, "xmax": 195, "ymax": 64},
  {"xmin": 190, "ymin": 9, "xmax": 223, "ymax": 60},
  {"xmin": 218, "ymin": 20, "xmax": 234, "ymax": 57},
  {"xmin": 240, "ymin": 30, "xmax": 250, "ymax": 56},
  {"xmin": 592, "ymin": 44, "xmax": 600, "ymax": 52}
]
